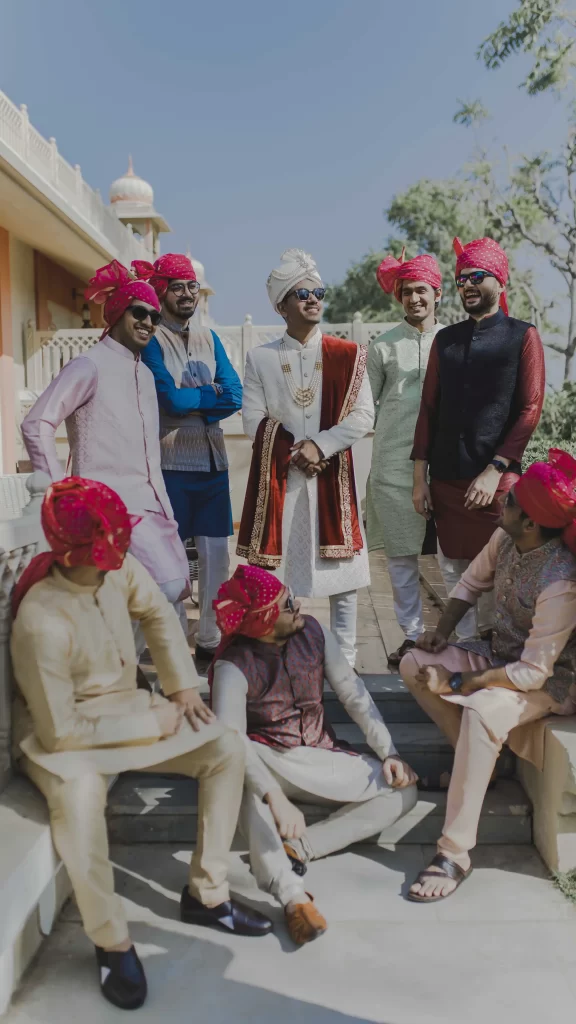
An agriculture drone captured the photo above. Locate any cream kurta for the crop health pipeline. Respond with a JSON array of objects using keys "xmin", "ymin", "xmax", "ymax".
[
  {"xmin": 11, "ymin": 553, "xmax": 225, "ymax": 780},
  {"xmin": 242, "ymin": 328, "xmax": 374, "ymax": 597},
  {"xmin": 366, "ymin": 319, "xmax": 444, "ymax": 557}
]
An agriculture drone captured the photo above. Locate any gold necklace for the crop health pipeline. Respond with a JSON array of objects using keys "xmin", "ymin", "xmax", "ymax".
[{"xmin": 279, "ymin": 340, "xmax": 323, "ymax": 408}]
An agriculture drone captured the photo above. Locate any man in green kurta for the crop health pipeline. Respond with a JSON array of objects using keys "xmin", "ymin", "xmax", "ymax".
[{"xmin": 366, "ymin": 253, "xmax": 444, "ymax": 667}]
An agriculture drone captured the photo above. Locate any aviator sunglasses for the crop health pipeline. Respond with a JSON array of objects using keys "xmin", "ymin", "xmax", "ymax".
[
  {"xmin": 456, "ymin": 271, "xmax": 496, "ymax": 289},
  {"xmin": 127, "ymin": 304, "xmax": 162, "ymax": 326},
  {"xmin": 285, "ymin": 287, "xmax": 326, "ymax": 302},
  {"xmin": 285, "ymin": 587, "xmax": 296, "ymax": 613}
]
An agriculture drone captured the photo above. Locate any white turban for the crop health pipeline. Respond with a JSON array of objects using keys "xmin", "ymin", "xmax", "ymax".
[{"xmin": 266, "ymin": 248, "xmax": 323, "ymax": 312}]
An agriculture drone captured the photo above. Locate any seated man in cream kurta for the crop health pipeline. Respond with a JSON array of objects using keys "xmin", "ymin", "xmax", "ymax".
[
  {"xmin": 238, "ymin": 249, "xmax": 374, "ymax": 667},
  {"xmin": 10, "ymin": 478, "xmax": 272, "ymax": 1013},
  {"xmin": 209, "ymin": 565, "xmax": 418, "ymax": 946}
]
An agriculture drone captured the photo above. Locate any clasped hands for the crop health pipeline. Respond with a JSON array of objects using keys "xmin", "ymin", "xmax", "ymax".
[
  {"xmin": 290, "ymin": 439, "xmax": 330, "ymax": 478},
  {"xmin": 414, "ymin": 630, "xmax": 454, "ymax": 695}
]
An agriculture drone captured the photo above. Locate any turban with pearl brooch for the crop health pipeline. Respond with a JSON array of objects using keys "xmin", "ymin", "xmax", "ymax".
[
  {"xmin": 377, "ymin": 250, "xmax": 442, "ymax": 301},
  {"xmin": 266, "ymin": 248, "xmax": 323, "ymax": 312},
  {"xmin": 453, "ymin": 236, "xmax": 509, "ymax": 315},
  {"xmin": 11, "ymin": 477, "xmax": 139, "ymax": 617}
]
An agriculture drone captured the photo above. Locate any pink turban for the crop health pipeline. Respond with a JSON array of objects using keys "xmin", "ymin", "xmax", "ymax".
[
  {"xmin": 453, "ymin": 236, "xmax": 509, "ymax": 315},
  {"xmin": 132, "ymin": 253, "xmax": 197, "ymax": 300},
  {"xmin": 515, "ymin": 449, "xmax": 576, "ymax": 554},
  {"xmin": 377, "ymin": 251, "xmax": 442, "ymax": 302},
  {"xmin": 85, "ymin": 260, "xmax": 160, "ymax": 338}
]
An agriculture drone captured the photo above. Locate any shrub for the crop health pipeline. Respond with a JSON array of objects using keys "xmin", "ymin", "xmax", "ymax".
[{"xmin": 522, "ymin": 384, "xmax": 576, "ymax": 470}]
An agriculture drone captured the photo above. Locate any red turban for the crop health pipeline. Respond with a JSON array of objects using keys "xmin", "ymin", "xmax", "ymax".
[
  {"xmin": 132, "ymin": 253, "xmax": 197, "ymax": 300},
  {"xmin": 515, "ymin": 449, "xmax": 576, "ymax": 554},
  {"xmin": 377, "ymin": 251, "xmax": 442, "ymax": 302},
  {"xmin": 11, "ymin": 477, "xmax": 139, "ymax": 617},
  {"xmin": 207, "ymin": 566, "xmax": 285, "ymax": 691},
  {"xmin": 453, "ymin": 236, "xmax": 509, "ymax": 315},
  {"xmin": 85, "ymin": 260, "xmax": 160, "ymax": 338}
]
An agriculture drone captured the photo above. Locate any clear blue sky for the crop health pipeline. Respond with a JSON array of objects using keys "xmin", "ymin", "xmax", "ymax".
[{"xmin": 0, "ymin": 0, "xmax": 568, "ymax": 325}]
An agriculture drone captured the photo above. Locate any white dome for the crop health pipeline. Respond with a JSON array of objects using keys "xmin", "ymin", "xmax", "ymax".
[
  {"xmin": 191, "ymin": 256, "xmax": 205, "ymax": 285},
  {"xmin": 110, "ymin": 156, "xmax": 154, "ymax": 206}
]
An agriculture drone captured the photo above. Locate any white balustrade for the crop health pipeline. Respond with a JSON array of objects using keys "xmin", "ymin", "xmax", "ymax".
[
  {"xmin": 24, "ymin": 315, "xmax": 398, "ymax": 392},
  {"xmin": 0, "ymin": 472, "xmax": 50, "ymax": 794},
  {"xmin": 0, "ymin": 91, "xmax": 152, "ymax": 267}
]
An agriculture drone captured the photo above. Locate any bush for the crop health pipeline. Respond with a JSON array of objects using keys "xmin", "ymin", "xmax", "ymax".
[{"xmin": 522, "ymin": 384, "xmax": 576, "ymax": 470}]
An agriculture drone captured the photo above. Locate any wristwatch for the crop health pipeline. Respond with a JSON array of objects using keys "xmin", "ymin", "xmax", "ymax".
[
  {"xmin": 448, "ymin": 672, "xmax": 463, "ymax": 693},
  {"xmin": 490, "ymin": 458, "xmax": 507, "ymax": 474}
]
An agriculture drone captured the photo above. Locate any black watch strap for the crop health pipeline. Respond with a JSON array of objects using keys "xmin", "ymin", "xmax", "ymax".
[{"xmin": 490, "ymin": 459, "xmax": 507, "ymax": 474}]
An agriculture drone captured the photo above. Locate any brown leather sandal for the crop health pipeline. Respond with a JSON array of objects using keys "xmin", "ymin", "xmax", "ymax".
[{"xmin": 407, "ymin": 853, "xmax": 473, "ymax": 903}]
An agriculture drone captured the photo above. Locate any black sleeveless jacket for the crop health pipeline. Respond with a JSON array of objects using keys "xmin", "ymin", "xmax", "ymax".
[{"xmin": 429, "ymin": 309, "xmax": 530, "ymax": 480}]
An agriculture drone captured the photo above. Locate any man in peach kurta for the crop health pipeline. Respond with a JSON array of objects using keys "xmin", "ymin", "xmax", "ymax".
[
  {"xmin": 400, "ymin": 449, "xmax": 576, "ymax": 902},
  {"xmin": 10, "ymin": 478, "xmax": 271, "ymax": 1012}
]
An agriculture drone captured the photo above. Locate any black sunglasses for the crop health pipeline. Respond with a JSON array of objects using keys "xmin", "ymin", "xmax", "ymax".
[
  {"xmin": 127, "ymin": 304, "xmax": 162, "ymax": 326},
  {"xmin": 285, "ymin": 287, "xmax": 326, "ymax": 302},
  {"xmin": 455, "ymin": 271, "xmax": 496, "ymax": 288},
  {"xmin": 285, "ymin": 587, "xmax": 296, "ymax": 613},
  {"xmin": 505, "ymin": 489, "xmax": 517, "ymax": 508}
]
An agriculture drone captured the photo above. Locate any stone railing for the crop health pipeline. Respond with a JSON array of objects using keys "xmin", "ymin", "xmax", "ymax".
[
  {"xmin": 0, "ymin": 473, "xmax": 50, "ymax": 794},
  {"xmin": 0, "ymin": 90, "xmax": 151, "ymax": 268},
  {"xmin": 24, "ymin": 314, "xmax": 398, "ymax": 391}
]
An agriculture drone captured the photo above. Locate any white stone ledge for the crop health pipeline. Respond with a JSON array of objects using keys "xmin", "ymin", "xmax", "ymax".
[
  {"xmin": 518, "ymin": 718, "xmax": 576, "ymax": 874},
  {"xmin": 0, "ymin": 777, "xmax": 70, "ymax": 1016}
]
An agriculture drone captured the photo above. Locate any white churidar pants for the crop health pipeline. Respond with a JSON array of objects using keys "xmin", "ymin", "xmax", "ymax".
[
  {"xmin": 239, "ymin": 762, "xmax": 417, "ymax": 906},
  {"xmin": 195, "ymin": 535, "xmax": 230, "ymax": 650},
  {"xmin": 437, "ymin": 548, "xmax": 494, "ymax": 639},
  {"xmin": 329, "ymin": 590, "xmax": 358, "ymax": 667},
  {"xmin": 387, "ymin": 554, "xmax": 424, "ymax": 642}
]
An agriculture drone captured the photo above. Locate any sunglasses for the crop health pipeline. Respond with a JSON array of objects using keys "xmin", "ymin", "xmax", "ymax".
[
  {"xmin": 456, "ymin": 271, "xmax": 496, "ymax": 288},
  {"xmin": 284, "ymin": 587, "xmax": 296, "ymax": 613},
  {"xmin": 505, "ymin": 489, "xmax": 517, "ymax": 508},
  {"xmin": 127, "ymin": 304, "xmax": 162, "ymax": 326},
  {"xmin": 285, "ymin": 287, "xmax": 326, "ymax": 302},
  {"xmin": 169, "ymin": 281, "xmax": 201, "ymax": 296}
]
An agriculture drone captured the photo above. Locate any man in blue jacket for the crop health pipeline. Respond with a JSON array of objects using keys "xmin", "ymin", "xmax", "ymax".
[{"xmin": 139, "ymin": 253, "xmax": 242, "ymax": 668}]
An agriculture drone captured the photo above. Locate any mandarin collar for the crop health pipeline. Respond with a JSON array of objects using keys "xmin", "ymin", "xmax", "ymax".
[
  {"xmin": 512, "ymin": 537, "xmax": 563, "ymax": 561},
  {"xmin": 159, "ymin": 316, "xmax": 190, "ymax": 335},
  {"xmin": 469, "ymin": 308, "xmax": 506, "ymax": 332},
  {"xmin": 50, "ymin": 565, "xmax": 105, "ymax": 595},
  {"xmin": 282, "ymin": 327, "xmax": 322, "ymax": 352},
  {"xmin": 101, "ymin": 334, "xmax": 138, "ymax": 361},
  {"xmin": 403, "ymin": 318, "xmax": 444, "ymax": 338}
]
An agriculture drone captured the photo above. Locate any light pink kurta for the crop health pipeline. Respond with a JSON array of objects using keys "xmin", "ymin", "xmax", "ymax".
[{"xmin": 22, "ymin": 336, "xmax": 189, "ymax": 586}]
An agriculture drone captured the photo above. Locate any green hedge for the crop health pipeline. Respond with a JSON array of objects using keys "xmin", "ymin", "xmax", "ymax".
[{"xmin": 522, "ymin": 384, "xmax": 576, "ymax": 470}]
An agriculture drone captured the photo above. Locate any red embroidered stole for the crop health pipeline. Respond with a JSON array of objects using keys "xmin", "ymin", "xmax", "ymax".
[{"xmin": 237, "ymin": 335, "xmax": 366, "ymax": 568}]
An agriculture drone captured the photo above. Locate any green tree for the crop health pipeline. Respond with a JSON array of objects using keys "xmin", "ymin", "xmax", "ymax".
[{"xmin": 479, "ymin": 0, "xmax": 576, "ymax": 96}]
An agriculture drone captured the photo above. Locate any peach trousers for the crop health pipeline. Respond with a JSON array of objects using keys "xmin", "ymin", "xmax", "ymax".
[{"xmin": 400, "ymin": 647, "xmax": 563, "ymax": 868}]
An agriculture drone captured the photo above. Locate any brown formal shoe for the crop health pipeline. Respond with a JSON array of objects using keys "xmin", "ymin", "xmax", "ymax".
[{"xmin": 285, "ymin": 896, "xmax": 327, "ymax": 946}]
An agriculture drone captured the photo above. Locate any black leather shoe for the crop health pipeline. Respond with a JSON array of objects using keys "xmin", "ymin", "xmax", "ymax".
[
  {"xmin": 95, "ymin": 945, "xmax": 147, "ymax": 1010},
  {"xmin": 180, "ymin": 887, "xmax": 273, "ymax": 936},
  {"xmin": 387, "ymin": 638, "xmax": 416, "ymax": 668}
]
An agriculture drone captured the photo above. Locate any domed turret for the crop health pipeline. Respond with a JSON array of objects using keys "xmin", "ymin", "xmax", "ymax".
[{"xmin": 109, "ymin": 156, "xmax": 154, "ymax": 206}]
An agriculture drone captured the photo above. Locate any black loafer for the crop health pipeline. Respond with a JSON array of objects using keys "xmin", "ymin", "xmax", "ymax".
[
  {"xmin": 180, "ymin": 887, "xmax": 273, "ymax": 936},
  {"xmin": 95, "ymin": 945, "xmax": 147, "ymax": 1011},
  {"xmin": 387, "ymin": 638, "xmax": 416, "ymax": 668}
]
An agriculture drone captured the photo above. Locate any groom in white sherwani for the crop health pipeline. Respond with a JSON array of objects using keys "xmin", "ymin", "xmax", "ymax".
[{"xmin": 238, "ymin": 249, "xmax": 374, "ymax": 666}]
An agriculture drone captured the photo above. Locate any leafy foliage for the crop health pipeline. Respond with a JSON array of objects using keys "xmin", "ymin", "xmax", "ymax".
[
  {"xmin": 523, "ymin": 382, "xmax": 576, "ymax": 466},
  {"xmin": 478, "ymin": 0, "xmax": 576, "ymax": 95}
]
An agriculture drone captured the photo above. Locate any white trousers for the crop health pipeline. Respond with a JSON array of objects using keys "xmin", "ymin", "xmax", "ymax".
[
  {"xmin": 239, "ymin": 761, "xmax": 417, "ymax": 906},
  {"xmin": 387, "ymin": 555, "xmax": 424, "ymax": 642},
  {"xmin": 133, "ymin": 577, "xmax": 188, "ymax": 658},
  {"xmin": 437, "ymin": 548, "xmax": 494, "ymax": 640},
  {"xmin": 196, "ymin": 536, "xmax": 230, "ymax": 650},
  {"xmin": 329, "ymin": 590, "xmax": 358, "ymax": 667}
]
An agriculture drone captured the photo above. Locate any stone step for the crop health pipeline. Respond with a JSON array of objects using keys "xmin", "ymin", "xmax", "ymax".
[
  {"xmin": 332, "ymin": 722, "xmax": 516, "ymax": 788},
  {"xmin": 107, "ymin": 776, "xmax": 531, "ymax": 846},
  {"xmin": 323, "ymin": 674, "xmax": 431, "ymax": 724}
]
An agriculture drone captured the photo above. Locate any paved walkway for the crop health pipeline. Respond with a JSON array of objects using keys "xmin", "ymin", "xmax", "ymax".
[{"xmin": 7, "ymin": 550, "xmax": 576, "ymax": 1023}]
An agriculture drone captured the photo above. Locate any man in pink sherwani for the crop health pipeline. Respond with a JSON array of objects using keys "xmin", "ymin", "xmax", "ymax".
[{"xmin": 21, "ymin": 260, "xmax": 191, "ymax": 630}]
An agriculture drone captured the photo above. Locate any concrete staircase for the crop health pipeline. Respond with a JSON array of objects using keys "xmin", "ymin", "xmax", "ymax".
[{"xmin": 107, "ymin": 673, "xmax": 532, "ymax": 848}]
